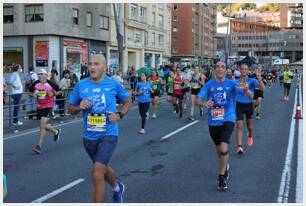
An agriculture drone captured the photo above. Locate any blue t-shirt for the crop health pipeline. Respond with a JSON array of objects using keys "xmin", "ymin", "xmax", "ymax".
[
  {"xmin": 235, "ymin": 77, "xmax": 259, "ymax": 103},
  {"xmin": 136, "ymin": 82, "xmax": 152, "ymax": 103},
  {"xmin": 69, "ymin": 76, "xmax": 129, "ymax": 140},
  {"xmin": 198, "ymin": 79, "xmax": 237, "ymax": 126}
]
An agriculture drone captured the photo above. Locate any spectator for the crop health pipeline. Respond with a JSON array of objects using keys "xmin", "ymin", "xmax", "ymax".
[
  {"xmin": 3, "ymin": 78, "xmax": 8, "ymax": 105},
  {"xmin": 130, "ymin": 66, "xmax": 137, "ymax": 91},
  {"xmin": 112, "ymin": 70, "xmax": 124, "ymax": 85},
  {"xmin": 69, "ymin": 69, "xmax": 79, "ymax": 89},
  {"xmin": 8, "ymin": 64, "xmax": 24, "ymax": 126},
  {"xmin": 80, "ymin": 62, "xmax": 89, "ymax": 80},
  {"xmin": 24, "ymin": 65, "xmax": 38, "ymax": 113},
  {"xmin": 58, "ymin": 72, "xmax": 70, "ymax": 116}
]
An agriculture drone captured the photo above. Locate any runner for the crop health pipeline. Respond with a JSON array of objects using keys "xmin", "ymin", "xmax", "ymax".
[
  {"xmin": 28, "ymin": 69, "xmax": 62, "ymax": 154},
  {"xmin": 189, "ymin": 66, "xmax": 206, "ymax": 120},
  {"xmin": 135, "ymin": 72, "xmax": 152, "ymax": 134},
  {"xmin": 165, "ymin": 70, "xmax": 176, "ymax": 113},
  {"xmin": 252, "ymin": 65, "xmax": 267, "ymax": 119},
  {"xmin": 173, "ymin": 67, "xmax": 184, "ymax": 118},
  {"xmin": 68, "ymin": 54, "xmax": 132, "ymax": 203},
  {"xmin": 282, "ymin": 65, "xmax": 294, "ymax": 101},
  {"xmin": 197, "ymin": 61, "xmax": 252, "ymax": 191},
  {"xmin": 148, "ymin": 70, "xmax": 162, "ymax": 118},
  {"xmin": 235, "ymin": 64, "xmax": 265, "ymax": 155}
]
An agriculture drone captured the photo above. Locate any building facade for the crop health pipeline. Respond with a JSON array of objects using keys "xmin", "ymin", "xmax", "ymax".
[
  {"xmin": 280, "ymin": 3, "xmax": 303, "ymax": 29},
  {"xmin": 107, "ymin": 3, "xmax": 172, "ymax": 74},
  {"xmin": 171, "ymin": 3, "xmax": 217, "ymax": 66},
  {"xmin": 3, "ymin": 3, "xmax": 110, "ymax": 79},
  {"xmin": 231, "ymin": 29, "xmax": 303, "ymax": 62}
]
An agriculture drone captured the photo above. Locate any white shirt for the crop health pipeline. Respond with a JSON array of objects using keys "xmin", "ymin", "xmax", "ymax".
[{"xmin": 9, "ymin": 72, "xmax": 23, "ymax": 94}]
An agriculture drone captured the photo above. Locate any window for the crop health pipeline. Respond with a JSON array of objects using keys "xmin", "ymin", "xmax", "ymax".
[
  {"xmin": 145, "ymin": 31, "xmax": 148, "ymax": 46},
  {"xmin": 86, "ymin": 12, "xmax": 92, "ymax": 27},
  {"xmin": 158, "ymin": 15, "xmax": 164, "ymax": 27},
  {"xmin": 152, "ymin": 32, "xmax": 156, "ymax": 46},
  {"xmin": 173, "ymin": 5, "xmax": 178, "ymax": 11},
  {"xmin": 4, "ymin": 6, "xmax": 13, "ymax": 23},
  {"xmin": 131, "ymin": 4, "xmax": 138, "ymax": 20},
  {"xmin": 192, "ymin": 28, "xmax": 194, "ymax": 33},
  {"xmin": 158, "ymin": 34, "xmax": 164, "ymax": 46},
  {"xmin": 100, "ymin": 16, "xmax": 109, "ymax": 30},
  {"xmin": 173, "ymin": 27, "xmax": 178, "ymax": 32},
  {"xmin": 173, "ymin": 16, "xmax": 178, "ymax": 21},
  {"xmin": 140, "ymin": 7, "xmax": 146, "ymax": 23},
  {"xmin": 127, "ymin": 28, "xmax": 134, "ymax": 42},
  {"xmin": 72, "ymin": 8, "xmax": 79, "ymax": 24},
  {"xmin": 25, "ymin": 4, "xmax": 43, "ymax": 22},
  {"xmin": 152, "ymin": 12, "xmax": 156, "ymax": 26},
  {"xmin": 135, "ymin": 30, "xmax": 142, "ymax": 43}
]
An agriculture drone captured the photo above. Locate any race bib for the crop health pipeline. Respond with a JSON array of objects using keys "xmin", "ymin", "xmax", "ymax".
[
  {"xmin": 37, "ymin": 90, "xmax": 47, "ymax": 99},
  {"xmin": 152, "ymin": 84, "xmax": 157, "ymax": 90},
  {"xmin": 87, "ymin": 113, "xmax": 106, "ymax": 132},
  {"xmin": 211, "ymin": 107, "xmax": 224, "ymax": 121},
  {"xmin": 174, "ymin": 84, "xmax": 181, "ymax": 90}
]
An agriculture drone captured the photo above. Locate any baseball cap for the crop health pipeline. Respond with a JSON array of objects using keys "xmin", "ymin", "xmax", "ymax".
[{"xmin": 38, "ymin": 69, "xmax": 48, "ymax": 75}]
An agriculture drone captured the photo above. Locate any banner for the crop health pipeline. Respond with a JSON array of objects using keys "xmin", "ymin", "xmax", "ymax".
[{"xmin": 35, "ymin": 41, "xmax": 49, "ymax": 67}]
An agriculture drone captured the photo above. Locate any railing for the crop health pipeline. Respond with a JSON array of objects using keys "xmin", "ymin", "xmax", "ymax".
[{"xmin": 3, "ymin": 88, "xmax": 74, "ymax": 128}]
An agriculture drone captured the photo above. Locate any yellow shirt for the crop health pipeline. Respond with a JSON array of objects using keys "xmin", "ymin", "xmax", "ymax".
[{"xmin": 283, "ymin": 71, "xmax": 294, "ymax": 84}]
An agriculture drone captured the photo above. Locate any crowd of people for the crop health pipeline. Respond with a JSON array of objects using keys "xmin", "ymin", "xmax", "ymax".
[{"xmin": 3, "ymin": 55, "xmax": 299, "ymax": 202}]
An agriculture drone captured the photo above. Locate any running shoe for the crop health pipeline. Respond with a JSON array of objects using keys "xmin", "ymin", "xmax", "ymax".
[
  {"xmin": 224, "ymin": 163, "xmax": 229, "ymax": 180},
  {"xmin": 32, "ymin": 145, "xmax": 42, "ymax": 154},
  {"xmin": 218, "ymin": 175, "xmax": 228, "ymax": 191},
  {"xmin": 113, "ymin": 182, "xmax": 125, "ymax": 203},
  {"xmin": 172, "ymin": 108, "xmax": 177, "ymax": 114},
  {"xmin": 139, "ymin": 128, "xmax": 145, "ymax": 134},
  {"xmin": 256, "ymin": 113, "xmax": 260, "ymax": 119},
  {"xmin": 237, "ymin": 146, "xmax": 244, "ymax": 155},
  {"xmin": 188, "ymin": 116, "xmax": 195, "ymax": 121},
  {"xmin": 12, "ymin": 121, "xmax": 23, "ymax": 126},
  {"xmin": 152, "ymin": 113, "xmax": 157, "ymax": 119},
  {"xmin": 247, "ymin": 135, "xmax": 253, "ymax": 146},
  {"xmin": 146, "ymin": 112, "xmax": 149, "ymax": 121},
  {"xmin": 54, "ymin": 128, "xmax": 61, "ymax": 142}
]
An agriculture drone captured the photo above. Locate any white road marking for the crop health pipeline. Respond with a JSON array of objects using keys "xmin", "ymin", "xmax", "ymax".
[
  {"xmin": 160, "ymin": 120, "xmax": 199, "ymax": 140},
  {"xmin": 295, "ymin": 84, "xmax": 303, "ymax": 203},
  {"xmin": 31, "ymin": 178, "xmax": 85, "ymax": 203},
  {"xmin": 277, "ymin": 88, "xmax": 297, "ymax": 203},
  {"xmin": 3, "ymin": 97, "xmax": 167, "ymax": 141}
]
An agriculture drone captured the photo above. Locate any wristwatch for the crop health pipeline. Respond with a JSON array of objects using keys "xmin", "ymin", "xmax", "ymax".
[{"xmin": 116, "ymin": 111, "xmax": 124, "ymax": 119}]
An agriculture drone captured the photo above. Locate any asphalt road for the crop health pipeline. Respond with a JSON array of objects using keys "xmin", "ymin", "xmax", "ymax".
[{"xmin": 3, "ymin": 79, "xmax": 303, "ymax": 203}]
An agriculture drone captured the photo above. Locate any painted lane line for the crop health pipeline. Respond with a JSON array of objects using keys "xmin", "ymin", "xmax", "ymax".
[
  {"xmin": 160, "ymin": 120, "xmax": 199, "ymax": 140},
  {"xmin": 31, "ymin": 178, "xmax": 85, "ymax": 203},
  {"xmin": 277, "ymin": 88, "xmax": 297, "ymax": 203},
  {"xmin": 3, "ymin": 97, "xmax": 167, "ymax": 141},
  {"xmin": 4, "ymin": 119, "xmax": 83, "ymax": 140},
  {"xmin": 296, "ymin": 85, "xmax": 303, "ymax": 203}
]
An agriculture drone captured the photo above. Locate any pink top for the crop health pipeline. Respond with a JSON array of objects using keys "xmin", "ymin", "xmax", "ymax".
[{"xmin": 30, "ymin": 80, "xmax": 60, "ymax": 109}]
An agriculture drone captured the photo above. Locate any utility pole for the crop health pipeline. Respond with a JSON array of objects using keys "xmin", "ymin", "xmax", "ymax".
[{"xmin": 113, "ymin": 3, "xmax": 124, "ymax": 73}]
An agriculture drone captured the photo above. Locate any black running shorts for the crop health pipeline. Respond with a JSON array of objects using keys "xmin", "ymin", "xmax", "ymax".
[
  {"xmin": 253, "ymin": 89, "xmax": 264, "ymax": 100},
  {"xmin": 37, "ymin": 108, "xmax": 52, "ymax": 120},
  {"xmin": 191, "ymin": 88, "xmax": 201, "ymax": 95},
  {"xmin": 209, "ymin": 121, "xmax": 234, "ymax": 145},
  {"xmin": 236, "ymin": 102, "xmax": 254, "ymax": 120},
  {"xmin": 284, "ymin": 83, "xmax": 291, "ymax": 90}
]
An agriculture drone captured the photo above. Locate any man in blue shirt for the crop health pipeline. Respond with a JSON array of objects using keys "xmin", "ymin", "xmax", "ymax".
[
  {"xmin": 197, "ymin": 61, "xmax": 253, "ymax": 191},
  {"xmin": 68, "ymin": 54, "xmax": 132, "ymax": 203},
  {"xmin": 236, "ymin": 64, "xmax": 265, "ymax": 155}
]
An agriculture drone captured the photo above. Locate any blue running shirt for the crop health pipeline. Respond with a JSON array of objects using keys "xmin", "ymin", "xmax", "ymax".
[
  {"xmin": 235, "ymin": 77, "xmax": 259, "ymax": 103},
  {"xmin": 69, "ymin": 76, "xmax": 129, "ymax": 140},
  {"xmin": 198, "ymin": 79, "xmax": 238, "ymax": 126},
  {"xmin": 136, "ymin": 82, "xmax": 152, "ymax": 103}
]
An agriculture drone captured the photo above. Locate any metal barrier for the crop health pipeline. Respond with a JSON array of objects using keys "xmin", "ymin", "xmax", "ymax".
[{"xmin": 3, "ymin": 88, "xmax": 74, "ymax": 128}]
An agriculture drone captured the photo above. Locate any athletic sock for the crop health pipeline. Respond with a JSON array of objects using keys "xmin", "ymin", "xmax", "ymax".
[{"xmin": 113, "ymin": 182, "xmax": 120, "ymax": 192}]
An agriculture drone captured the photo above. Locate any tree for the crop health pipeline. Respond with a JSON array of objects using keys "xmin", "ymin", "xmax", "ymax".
[{"xmin": 113, "ymin": 4, "xmax": 124, "ymax": 73}]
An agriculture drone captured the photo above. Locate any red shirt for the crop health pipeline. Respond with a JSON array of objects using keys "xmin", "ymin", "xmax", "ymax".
[{"xmin": 173, "ymin": 76, "xmax": 183, "ymax": 95}]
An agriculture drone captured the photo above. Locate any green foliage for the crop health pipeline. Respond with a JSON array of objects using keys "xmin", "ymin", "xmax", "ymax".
[{"xmin": 255, "ymin": 3, "xmax": 280, "ymax": 12}]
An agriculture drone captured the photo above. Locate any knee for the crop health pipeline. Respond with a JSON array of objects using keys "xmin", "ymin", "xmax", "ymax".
[{"xmin": 92, "ymin": 167, "xmax": 106, "ymax": 182}]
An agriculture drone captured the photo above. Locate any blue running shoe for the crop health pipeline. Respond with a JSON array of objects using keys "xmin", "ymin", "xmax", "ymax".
[{"xmin": 113, "ymin": 182, "xmax": 125, "ymax": 203}]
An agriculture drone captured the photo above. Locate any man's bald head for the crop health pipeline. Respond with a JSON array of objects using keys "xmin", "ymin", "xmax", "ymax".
[{"xmin": 89, "ymin": 54, "xmax": 107, "ymax": 81}]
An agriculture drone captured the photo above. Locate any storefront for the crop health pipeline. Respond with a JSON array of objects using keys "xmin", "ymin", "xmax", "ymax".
[
  {"xmin": 144, "ymin": 53, "xmax": 153, "ymax": 68},
  {"xmin": 89, "ymin": 40, "xmax": 106, "ymax": 56},
  {"xmin": 63, "ymin": 39, "xmax": 88, "ymax": 79},
  {"xmin": 3, "ymin": 47, "xmax": 24, "ymax": 72}
]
